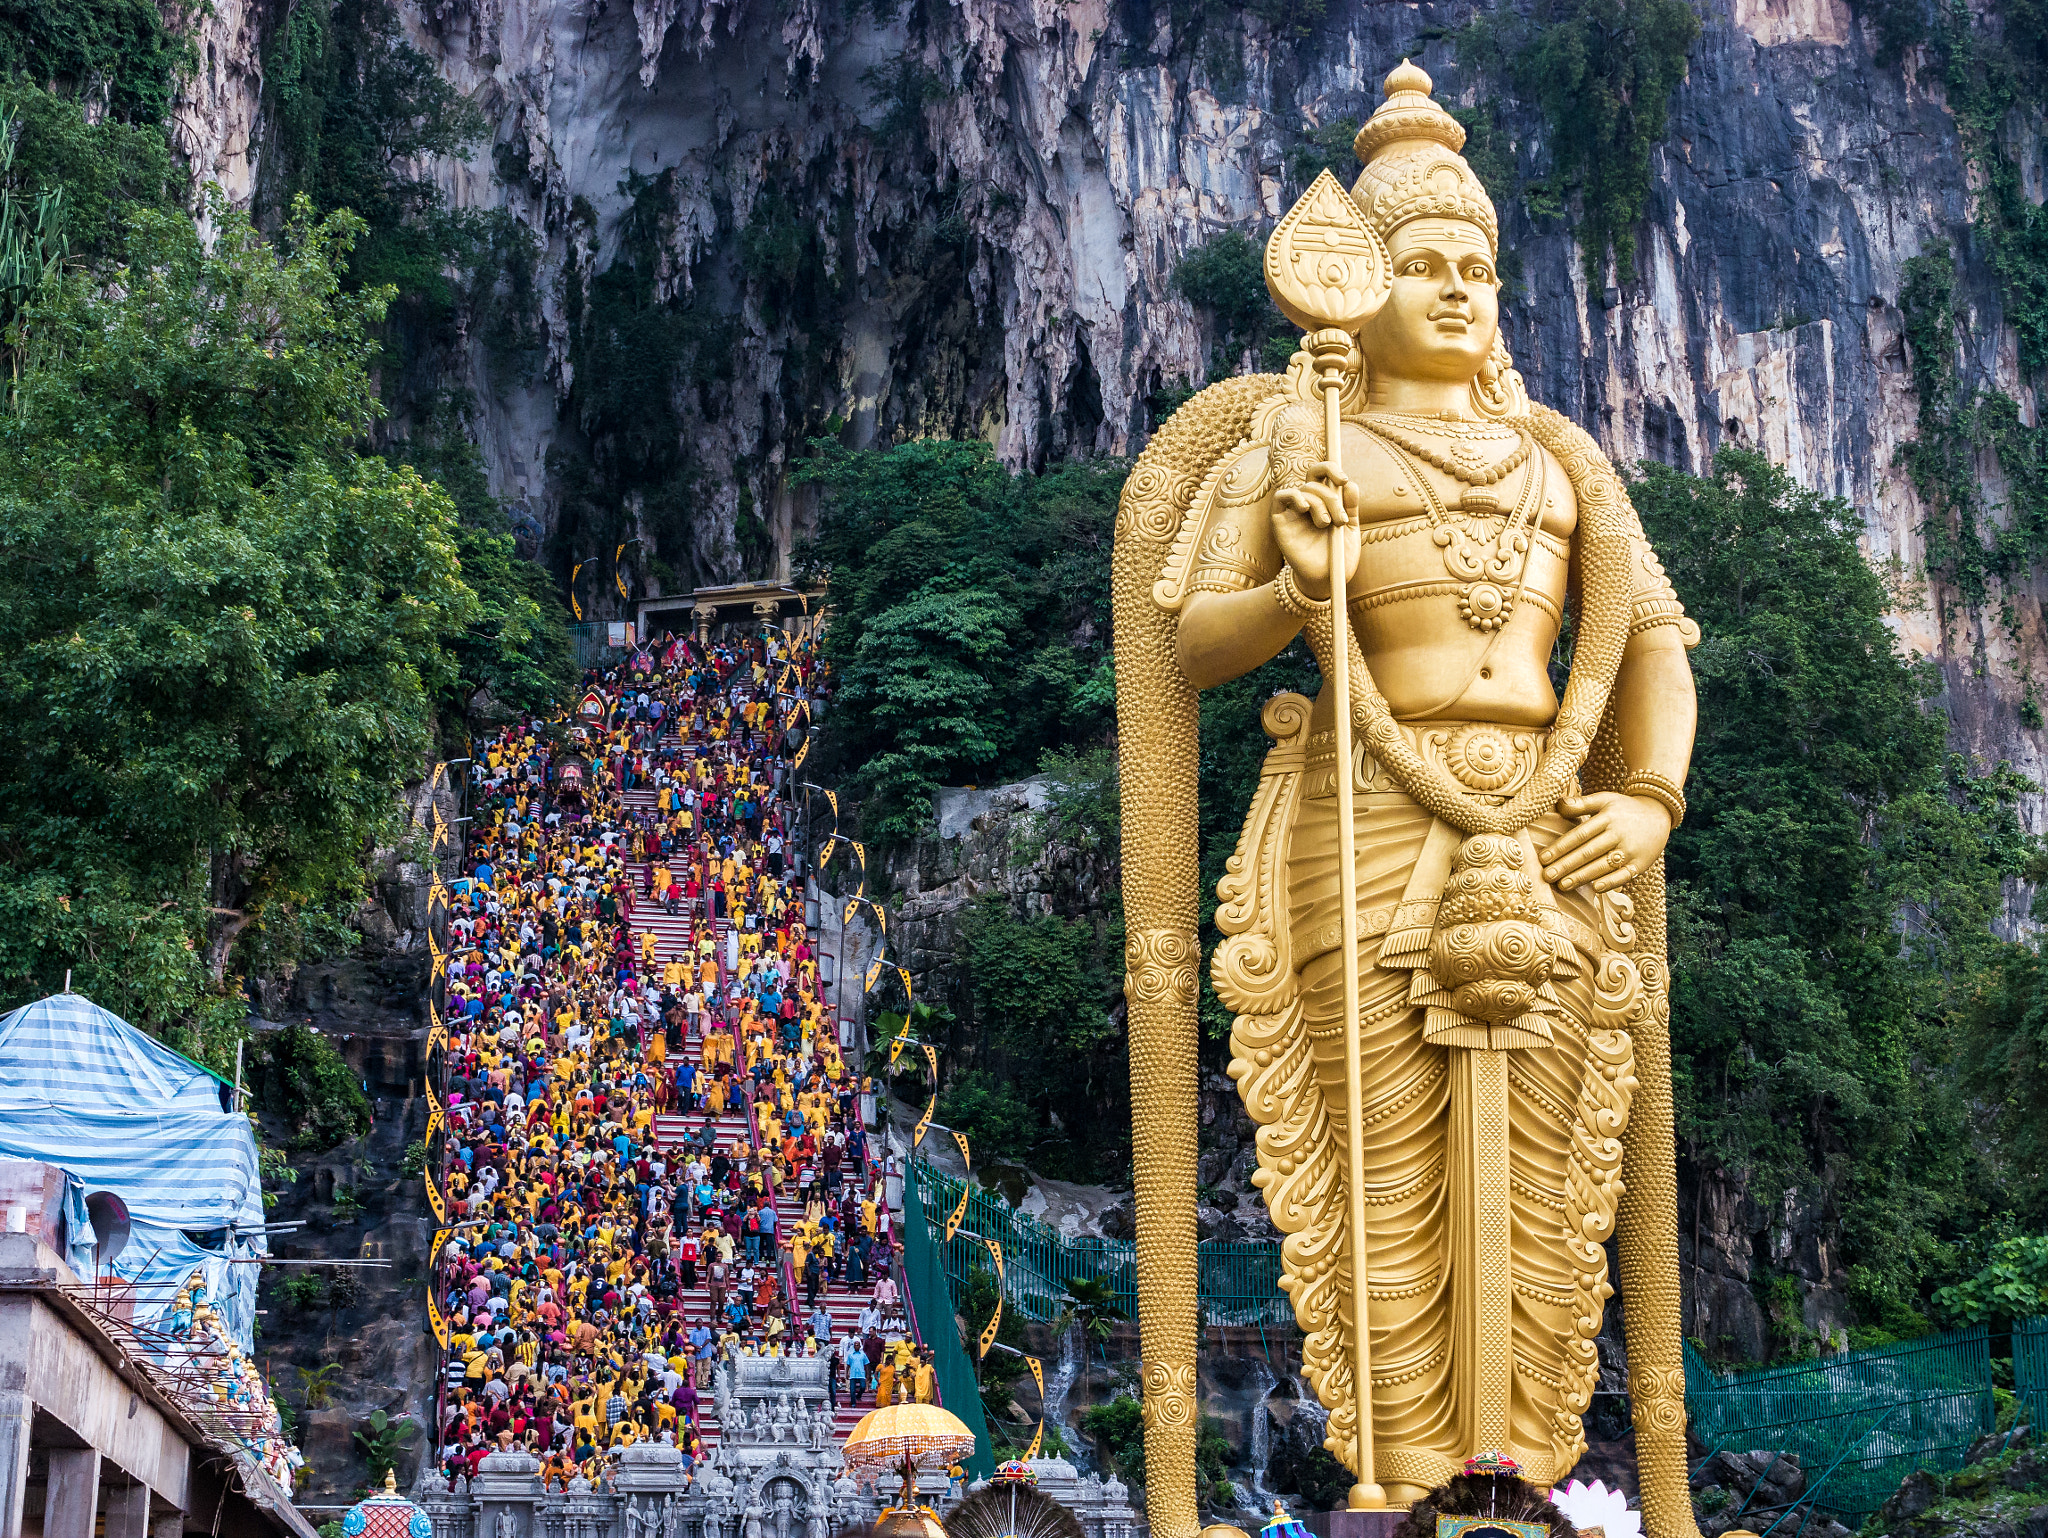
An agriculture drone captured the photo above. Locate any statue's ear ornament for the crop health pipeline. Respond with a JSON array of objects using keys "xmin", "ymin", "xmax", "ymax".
[{"xmin": 1471, "ymin": 330, "xmax": 1530, "ymax": 421}]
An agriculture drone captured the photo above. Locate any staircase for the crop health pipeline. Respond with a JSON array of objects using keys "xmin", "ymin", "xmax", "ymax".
[{"xmin": 770, "ymin": 1141, "xmax": 877, "ymax": 1441}]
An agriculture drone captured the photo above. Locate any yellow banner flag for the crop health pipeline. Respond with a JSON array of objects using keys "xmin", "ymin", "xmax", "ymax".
[
  {"xmin": 794, "ymin": 739, "xmax": 809, "ymax": 770},
  {"xmin": 944, "ymin": 1182, "xmax": 970, "ymax": 1243},
  {"xmin": 1024, "ymin": 1355, "xmax": 1045, "ymax": 1458},
  {"xmin": 427, "ymin": 1282, "xmax": 451, "ymax": 1348},
  {"xmin": 424, "ymin": 1165, "xmax": 447, "ymax": 1225},
  {"xmin": 913, "ymin": 1043, "xmax": 939, "ymax": 1147},
  {"xmin": 866, "ymin": 957, "xmax": 884, "ymax": 994},
  {"xmin": 889, "ymin": 1036, "xmax": 907, "ymax": 1066},
  {"xmin": 570, "ymin": 561, "xmax": 587, "ymax": 621},
  {"xmin": 823, "ymin": 789, "xmax": 838, "ymax": 819},
  {"xmin": 977, "ymin": 1239, "xmax": 1005, "ymax": 1358},
  {"xmin": 898, "ymin": 966, "xmax": 914, "ymax": 1007},
  {"xmin": 615, "ymin": 544, "xmax": 630, "ymax": 603},
  {"xmin": 850, "ymin": 840, "xmax": 866, "ymax": 871},
  {"xmin": 952, "ymin": 1129, "xmax": 971, "ymax": 1170}
]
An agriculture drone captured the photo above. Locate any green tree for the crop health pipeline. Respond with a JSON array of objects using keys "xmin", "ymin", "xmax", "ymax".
[
  {"xmin": 795, "ymin": 439, "xmax": 1122, "ymax": 839},
  {"xmin": 0, "ymin": 198, "xmax": 477, "ymax": 1062},
  {"xmin": 1634, "ymin": 448, "xmax": 2036, "ymax": 1340}
]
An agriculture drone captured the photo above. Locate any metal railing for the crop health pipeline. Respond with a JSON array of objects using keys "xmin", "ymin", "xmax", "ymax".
[
  {"xmin": 2017, "ymin": 1316, "xmax": 2048, "ymax": 1433},
  {"xmin": 1685, "ymin": 1327, "xmax": 1996, "ymax": 1520}
]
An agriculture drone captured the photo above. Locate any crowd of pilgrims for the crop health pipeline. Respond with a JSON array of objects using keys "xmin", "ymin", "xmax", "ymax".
[{"xmin": 431, "ymin": 630, "xmax": 940, "ymax": 1491}]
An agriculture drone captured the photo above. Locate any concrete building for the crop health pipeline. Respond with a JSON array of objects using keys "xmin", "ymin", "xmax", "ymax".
[{"xmin": 0, "ymin": 1231, "xmax": 315, "ymax": 1538}]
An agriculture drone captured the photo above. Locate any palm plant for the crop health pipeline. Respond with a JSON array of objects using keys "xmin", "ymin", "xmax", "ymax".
[
  {"xmin": 1055, "ymin": 1275, "xmax": 1130, "ymax": 1410},
  {"xmin": 297, "ymin": 1363, "xmax": 342, "ymax": 1409}
]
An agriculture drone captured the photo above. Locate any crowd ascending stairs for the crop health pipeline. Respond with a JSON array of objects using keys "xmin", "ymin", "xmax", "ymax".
[{"xmin": 426, "ymin": 627, "xmax": 939, "ymax": 1492}]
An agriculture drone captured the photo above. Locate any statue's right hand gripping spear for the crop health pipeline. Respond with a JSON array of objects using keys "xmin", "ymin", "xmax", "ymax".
[{"xmin": 1265, "ymin": 167, "xmax": 1394, "ymax": 1512}]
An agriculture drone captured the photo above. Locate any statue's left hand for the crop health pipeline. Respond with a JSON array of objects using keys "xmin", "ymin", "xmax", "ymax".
[{"xmin": 1541, "ymin": 793, "xmax": 1673, "ymax": 893}]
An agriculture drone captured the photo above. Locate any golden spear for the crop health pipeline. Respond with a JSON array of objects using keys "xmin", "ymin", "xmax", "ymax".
[{"xmin": 1264, "ymin": 168, "xmax": 1392, "ymax": 1510}]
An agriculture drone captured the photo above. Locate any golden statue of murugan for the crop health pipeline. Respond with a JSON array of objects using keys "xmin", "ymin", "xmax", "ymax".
[{"xmin": 1113, "ymin": 61, "xmax": 1704, "ymax": 1538}]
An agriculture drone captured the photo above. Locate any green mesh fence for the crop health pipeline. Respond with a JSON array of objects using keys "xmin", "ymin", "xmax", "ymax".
[
  {"xmin": 916, "ymin": 1158, "xmax": 2009, "ymax": 1521},
  {"xmin": 913, "ymin": 1158, "xmax": 1293, "ymax": 1328},
  {"xmin": 2017, "ymin": 1316, "xmax": 2048, "ymax": 1435},
  {"xmin": 1685, "ymin": 1326, "xmax": 1994, "ymax": 1522},
  {"xmin": 901, "ymin": 1157, "xmax": 997, "ymax": 1479}
]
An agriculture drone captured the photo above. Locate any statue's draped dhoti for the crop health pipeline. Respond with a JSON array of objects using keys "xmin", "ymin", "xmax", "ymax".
[{"xmin": 1245, "ymin": 715, "xmax": 1640, "ymax": 1490}]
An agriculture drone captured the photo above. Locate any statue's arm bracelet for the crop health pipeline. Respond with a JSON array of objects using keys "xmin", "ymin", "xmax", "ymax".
[
  {"xmin": 1623, "ymin": 771, "xmax": 1687, "ymax": 826},
  {"xmin": 1273, "ymin": 565, "xmax": 1332, "ymax": 620}
]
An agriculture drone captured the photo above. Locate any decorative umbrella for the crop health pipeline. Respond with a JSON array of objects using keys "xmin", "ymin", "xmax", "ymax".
[
  {"xmin": 842, "ymin": 1402, "xmax": 978, "ymax": 1538},
  {"xmin": 1259, "ymin": 1501, "xmax": 1314, "ymax": 1538}
]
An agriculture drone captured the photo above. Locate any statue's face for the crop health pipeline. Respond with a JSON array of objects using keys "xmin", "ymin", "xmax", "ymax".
[{"xmin": 1360, "ymin": 217, "xmax": 1500, "ymax": 383}]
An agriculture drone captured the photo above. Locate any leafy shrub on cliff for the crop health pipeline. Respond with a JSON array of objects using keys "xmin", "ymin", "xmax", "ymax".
[
  {"xmin": 252, "ymin": 1024, "xmax": 372, "ymax": 1151},
  {"xmin": 1932, "ymin": 1237, "xmax": 2048, "ymax": 1326},
  {"xmin": 795, "ymin": 438, "xmax": 1123, "ymax": 840}
]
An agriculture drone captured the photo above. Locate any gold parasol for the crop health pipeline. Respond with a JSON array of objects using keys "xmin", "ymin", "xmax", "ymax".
[{"xmin": 843, "ymin": 1402, "xmax": 978, "ymax": 1537}]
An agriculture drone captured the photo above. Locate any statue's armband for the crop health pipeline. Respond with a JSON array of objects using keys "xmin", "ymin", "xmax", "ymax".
[
  {"xmin": 1154, "ymin": 441, "xmax": 1283, "ymax": 610},
  {"xmin": 1627, "ymin": 539, "xmax": 1701, "ymax": 649}
]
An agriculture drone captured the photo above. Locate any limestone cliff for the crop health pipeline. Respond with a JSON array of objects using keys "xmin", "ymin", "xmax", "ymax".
[{"xmin": 168, "ymin": 0, "xmax": 2043, "ymax": 813}]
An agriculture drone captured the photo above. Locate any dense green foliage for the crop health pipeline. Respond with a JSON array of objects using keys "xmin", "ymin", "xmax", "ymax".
[
  {"xmin": 1635, "ymin": 449, "xmax": 2037, "ymax": 1352},
  {"xmin": 264, "ymin": 0, "xmax": 495, "ymax": 336},
  {"xmin": 796, "ymin": 438, "xmax": 1122, "ymax": 839},
  {"xmin": 1931, "ymin": 1236, "xmax": 2048, "ymax": 1325},
  {"xmin": 1457, "ymin": 0, "xmax": 1701, "ymax": 282},
  {"xmin": 0, "ymin": 0, "xmax": 191, "ymax": 125},
  {"xmin": 0, "ymin": 201, "xmax": 503, "ymax": 1063},
  {"xmin": 253, "ymin": 1023, "xmax": 373, "ymax": 1150},
  {"xmin": 1172, "ymin": 232, "xmax": 1296, "ymax": 381}
]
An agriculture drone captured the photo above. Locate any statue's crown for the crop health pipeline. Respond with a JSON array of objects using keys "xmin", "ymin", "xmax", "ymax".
[{"xmin": 1350, "ymin": 60, "xmax": 1499, "ymax": 254}]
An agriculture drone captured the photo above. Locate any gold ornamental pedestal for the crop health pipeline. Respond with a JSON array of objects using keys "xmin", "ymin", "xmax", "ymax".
[{"xmin": 842, "ymin": 1402, "xmax": 978, "ymax": 1538}]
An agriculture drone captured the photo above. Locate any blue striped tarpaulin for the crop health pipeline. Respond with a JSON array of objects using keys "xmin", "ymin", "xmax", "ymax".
[{"xmin": 0, "ymin": 992, "xmax": 266, "ymax": 1348}]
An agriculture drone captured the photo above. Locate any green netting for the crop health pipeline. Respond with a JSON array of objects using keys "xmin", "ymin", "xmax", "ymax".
[
  {"xmin": 902, "ymin": 1158, "xmax": 997, "ymax": 1478},
  {"xmin": 1686, "ymin": 1326, "xmax": 1994, "ymax": 1521},
  {"xmin": 2017, "ymin": 1316, "xmax": 2048, "ymax": 1434},
  {"xmin": 916, "ymin": 1159, "xmax": 2003, "ymax": 1521},
  {"xmin": 914, "ymin": 1158, "xmax": 1293, "ymax": 1328}
]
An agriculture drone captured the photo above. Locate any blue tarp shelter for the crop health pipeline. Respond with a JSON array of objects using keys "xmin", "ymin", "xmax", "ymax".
[{"xmin": 0, "ymin": 992, "xmax": 266, "ymax": 1348}]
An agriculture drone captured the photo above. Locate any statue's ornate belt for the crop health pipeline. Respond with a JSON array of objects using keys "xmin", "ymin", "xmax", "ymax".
[{"xmin": 1302, "ymin": 719, "xmax": 1551, "ymax": 801}]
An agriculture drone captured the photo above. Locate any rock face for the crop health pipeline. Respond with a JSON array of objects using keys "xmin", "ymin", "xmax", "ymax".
[
  {"xmin": 163, "ymin": 0, "xmax": 2045, "ymax": 841},
  {"xmin": 252, "ymin": 1028, "xmax": 440, "ymax": 1502}
]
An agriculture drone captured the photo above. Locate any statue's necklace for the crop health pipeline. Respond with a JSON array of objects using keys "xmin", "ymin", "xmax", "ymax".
[
  {"xmin": 1363, "ymin": 428, "xmax": 1544, "ymax": 634},
  {"xmin": 1360, "ymin": 416, "xmax": 1532, "ymax": 486}
]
